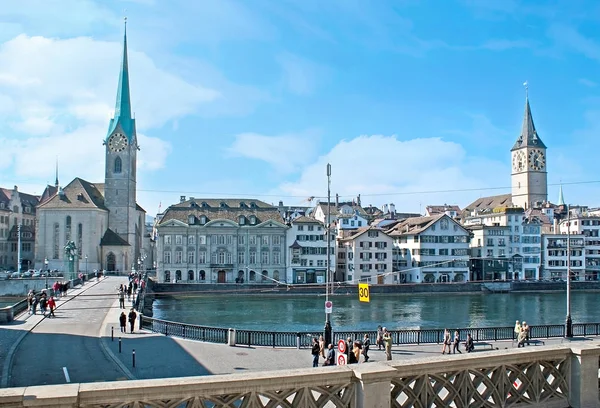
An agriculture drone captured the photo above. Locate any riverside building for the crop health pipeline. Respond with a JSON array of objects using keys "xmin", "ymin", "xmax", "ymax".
[
  {"xmin": 156, "ymin": 198, "xmax": 287, "ymax": 284},
  {"xmin": 386, "ymin": 214, "xmax": 470, "ymax": 283},
  {"xmin": 338, "ymin": 226, "xmax": 393, "ymax": 284},
  {"xmin": 285, "ymin": 216, "xmax": 329, "ymax": 284}
]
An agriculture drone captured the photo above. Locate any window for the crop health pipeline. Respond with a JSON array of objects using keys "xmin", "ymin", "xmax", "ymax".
[
  {"xmin": 175, "ymin": 251, "xmax": 183, "ymax": 263},
  {"xmin": 218, "ymin": 235, "xmax": 225, "ymax": 245},
  {"xmin": 249, "ymin": 235, "xmax": 257, "ymax": 245},
  {"xmin": 238, "ymin": 252, "xmax": 245, "ymax": 264},
  {"xmin": 188, "ymin": 236, "xmax": 195, "ymax": 245},
  {"xmin": 114, "ymin": 157, "xmax": 122, "ymax": 173},
  {"xmin": 77, "ymin": 223, "xmax": 83, "ymax": 256},
  {"xmin": 65, "ymin": 216, "xmax": 72, "ymax": 241},
  {"xmin": 218, "ymin": 251, "xmax": 225, "ymax": 264},
  {"xmin": 249, "ymin": 251, "xmax": 256, "ymax": 264},
  {"xmin": 22, "ymin": 243, "xmax": 31, "ymax": 252},
  {"xmin": 239, "ymin": 235, "xmax": 245, "ymax": 245},
  {"xmin": 226, "ymin": 252, "xmax": 232, "ymax": 264},
  {"xmin": 198, "ymin": 235, "xmax": 206, "ymax": 245},
  {"xmin": 198, "ymin": 251, "xmax": 206, "ymax": 263},
  {"xmin": 272, "ymin": 235, "xmax": 281, "ymax": 245},
  {"xmin": 226, "ymin": 235, "xmax": 233, "ymax": 245},
  {"xmin": 53, "ymin": 222, "xmax": 60, "ymax": 259},
  {"xmin": 164, "ymin": 252, "xmax": 171, "ymax": 263},
  {"xmin": 262, "ymin": 251, "xmax": 269, "ymax": 264},
  {"xmin": 273, "ymin": 252, "xmax": 280, "ymax": 264},
  {"xmin": 175, "ymin": 235, "xmax": 183, "ymax": 245},
  {"xmin": 239, "ymin": 216, "xmax": 245, "ymax": 225},
  {"xmin": 164, "ymin": 235, "xmax": 171, "ymax": 245},
  {"xmin": 187, "ymin": 251, "xmax": 195, "ymax": 264},
  {"xmin": 188, "ymin": 215, "xmax": 195, "ymax": 225},
  {"xmin": 262, "ymin": 235, "xmax": 269, "ymax": 245}
]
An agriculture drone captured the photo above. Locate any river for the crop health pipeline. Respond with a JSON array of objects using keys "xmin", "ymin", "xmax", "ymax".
[{"xmin": 151, "ymin": 290, "xmax": 600, "ymax": 332}]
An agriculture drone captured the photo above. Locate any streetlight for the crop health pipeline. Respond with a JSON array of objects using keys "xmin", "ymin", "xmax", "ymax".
[
  {"xmin": 565, "ymin": 205, "xmax": 573, "ymax": 338},
  {"xmin": 324, "ymin": 163, "xmax": 332, "ymax": 347},
  {"xmin": 69, "ymin": 256, "xmax": 74, "ymax": 281},
  {"xmin": 44, "ymin": 258, "xmax": 49, "ymax": 289},
  {"xmin": 85, "ymin": 255, "xmax": 88, "ymax": 277}
]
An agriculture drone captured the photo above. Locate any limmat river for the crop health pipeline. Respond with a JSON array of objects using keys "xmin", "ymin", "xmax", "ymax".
[{"xmin": 151, "ymin": 290, "xmax": 600, "ymax": 332}]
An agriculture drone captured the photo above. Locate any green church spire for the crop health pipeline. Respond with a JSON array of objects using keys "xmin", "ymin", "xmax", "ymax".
[{"xmin": 106, "ymin": 18, "xmax": 136, "ymax": 143}]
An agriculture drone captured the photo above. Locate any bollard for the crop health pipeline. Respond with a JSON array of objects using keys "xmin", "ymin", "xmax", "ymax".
[
  {"xmin": 119, "ymin": 337, "xmax": 122, "ymax": 353},
  {"xmin": 132, "ymin": 349, "xmax": 136, "ymax": 368},
  {"xmin": 111, "ymin": 326, "xmax": 114, "ymax": 341}
]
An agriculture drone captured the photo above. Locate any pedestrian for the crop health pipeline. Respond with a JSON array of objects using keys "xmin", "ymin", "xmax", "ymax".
[
  {"xmin": 324, "ymin": 344, "xmax": 335, "ymax": 366},
  {"xmin": 465, "ymin": 333, "xmax": 474, "ymax": 352},
  {"xmin": 318, "ymin": 335, "xmax": 325, "ymax": 359},
  {"xmin": 118, "ymin": 289, "xmax": 125, "ymax": 309},
  {"xmin": 311, "ymin": 337, "xmax": 320, "ymax": 367},
  {"xmin": 47, "ymin": 296, "xmax": 56, "ymax": 317},
  {"xmin": 119, "ymin": 312, "xmax": 127, "ymax": 333},
  {"xmin": 362, "ymin": 334, "xmax": 371, "ymax": 362},
  {"xmin": 441, "ymin": 328, "xmax": 451, "ymax": 354},
  {"xmin": 383, "ymin": 328, "xmax": 393, "ymax": 361},
  {"xmin": 452, "ymin": 330, "xmax": 461, "ymax": 354},
  {"xmin": 376, "ymin": 325, "xmax": 384, "ymax": 350},
  {"xmin": 128, "ymin": 308, "xmax": 137, "ymax": 333}
]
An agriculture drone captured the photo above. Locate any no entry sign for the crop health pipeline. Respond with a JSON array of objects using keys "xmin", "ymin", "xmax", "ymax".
[{"xmin": 337, "ymin": 339, "xmax": 346, "ymax": 354}]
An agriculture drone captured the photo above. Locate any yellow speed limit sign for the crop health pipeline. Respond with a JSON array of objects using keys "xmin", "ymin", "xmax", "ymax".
[{"xmin": 358, "ymin": 283, "xmax": 370, "ymax": 303}]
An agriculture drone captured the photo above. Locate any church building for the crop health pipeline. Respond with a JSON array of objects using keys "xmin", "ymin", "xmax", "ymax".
[{"xmin": 34, "ymin": 23, "xmax": 145, "ymax": 274}]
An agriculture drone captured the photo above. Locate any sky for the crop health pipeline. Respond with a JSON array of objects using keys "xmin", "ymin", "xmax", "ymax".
[{"xmin": 1, "ymin": 0, "xmax": 600, "ymax": 216}]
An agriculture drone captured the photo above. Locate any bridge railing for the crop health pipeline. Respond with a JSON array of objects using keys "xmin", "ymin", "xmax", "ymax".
[
  {"xmin": 2, "ymin": 344, "xmax": 600, "ymax": 407},
  {"xmin": 140, "ymin": 315, "xmax": 600, "ymax": 348}
]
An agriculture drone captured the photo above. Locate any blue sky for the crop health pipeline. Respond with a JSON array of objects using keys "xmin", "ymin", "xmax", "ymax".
[{"xmin": 1, "ymin": 0, "xmax": 600, "ymax": 215}]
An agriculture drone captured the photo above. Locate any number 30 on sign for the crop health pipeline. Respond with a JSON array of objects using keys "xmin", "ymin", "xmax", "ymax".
[{"xmin": 358, "ymin": 283, "xmax": 370, "ymax": 303}]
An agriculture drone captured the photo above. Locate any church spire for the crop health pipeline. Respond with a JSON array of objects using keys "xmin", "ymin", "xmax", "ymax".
[
  {"xmin": 106, "ymin": 17, "xmax": 136, "ymax": 143},
  {"xmin": 558, "ymin": 184, "xmax": 565, "ymax": 206},
  {"xmin": 511, "ymin": 83, "xmax": 546, "ymax": 151},
  {"xmin": 54, "ymin": 157, "xmax": 59, "ymax": 188}
]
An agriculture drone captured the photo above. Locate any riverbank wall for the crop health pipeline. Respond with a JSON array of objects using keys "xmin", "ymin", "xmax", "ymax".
[{"xmin": 149, "ymin": 279, "xmax": 600, "ymax": 298}]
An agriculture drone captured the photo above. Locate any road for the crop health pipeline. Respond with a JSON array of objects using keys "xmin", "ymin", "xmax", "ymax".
[{"xmin": 9, "ymin": 278, "xmax": 127, "ymax": 387}]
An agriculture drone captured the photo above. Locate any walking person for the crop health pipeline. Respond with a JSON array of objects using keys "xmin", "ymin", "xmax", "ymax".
[
  {"xmin": 383, "ymin": 328, "xmax": 393, "ymax": 361},
  {"xmin": 441, "ymin": 329, "xmax": 451, "ymax": 354},
  {"xmin": 465, "ymin": 333, "xmax": 474, "ymax": 353},
  {"xmin": 119, "ymin": 312, "xmax": 127, "ymax": 333},
  {"xmin": 311, "ymin": 337, "xmax": 320, "ymax": 367},
  {"xmin": 128, "ymin": 308, "xmax": 137, "ymax": 333},
  {"xmin": 324, "ymin": 344, "xmax": 335, "ymax": 366},
  {"xmin": 362, "ymin": 334, "xmax": 371, "ymax": 362},
  {"xmin": 318, "ymin": 335, "xmax": 326, "ymax": 359},
  {"xmin": 118, "ymin": 289, "xmax": 125, "ymax": 309},
  {"xmin": 47, "ymin": 296, "xmax": 56, "ymax": 317},
  {"xmin": 452, "ymin": 330, "xmax": 462, "ymax": 354},
  {"xmin": 376, "ymin": 325, "xmax": 384, "ymax": 350}
]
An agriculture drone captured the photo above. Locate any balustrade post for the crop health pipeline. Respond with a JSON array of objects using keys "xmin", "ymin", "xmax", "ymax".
[
  {"xmin": 568, "ymin": 345, "xmax": 600, "ymax": 408},
  {"xmin": 353, "ymin": 364, "xmax": 396, "ymax": 408}
]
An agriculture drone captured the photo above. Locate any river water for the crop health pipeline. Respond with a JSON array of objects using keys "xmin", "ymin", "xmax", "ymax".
[{"xmin": 152, "ymin": 291, "xmax": 600, "ymax": 332}]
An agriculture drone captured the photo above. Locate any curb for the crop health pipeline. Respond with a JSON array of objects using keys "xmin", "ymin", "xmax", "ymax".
[{"xmin": 0, "ymin": 277, "xmax": 107, "ymax": 388}]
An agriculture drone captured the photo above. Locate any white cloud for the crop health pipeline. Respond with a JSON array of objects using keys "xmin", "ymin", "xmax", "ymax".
[
  {"xmin": 276, "ymin": 135, "xmax": 508, "ymax": 213},
  {"xmin": 226, "ymin": 131, "xmax": 320, "ymax": 173},
  {"xmin": 276, "ymin": 52, "xmax": 327, "ymax": 95}
]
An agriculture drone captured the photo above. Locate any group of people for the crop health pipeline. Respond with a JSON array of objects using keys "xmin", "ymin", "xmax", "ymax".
[
  {"xmin": 440, "ymin": 329, "xmax": 477, "ymax": 354},
  {"xmin": 119, "ymin": 309, "xmax": 138, "ymax": 333},
  {"xmin": 27, "ymin": 289, "xmax": 56, "ymax": 317},
  {"xmin": 514, "ymin": 320, "xmax": 531, "ymax": 347},
  {"xmin": 310, "ymin": 325, "xmax": 396, "ymax": 367}
]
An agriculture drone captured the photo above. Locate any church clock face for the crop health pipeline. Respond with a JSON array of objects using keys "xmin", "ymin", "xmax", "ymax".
[
  {"xmin": 528, "ymin": 149, "xmax": 545, "ymax": 171},
  {"xmin": 108, "ymin": 133, "xmax": 128, "ymax": 152},
  {"xmin": 512, "ymin": 151, "xmax": 526, "ymax": 172}
]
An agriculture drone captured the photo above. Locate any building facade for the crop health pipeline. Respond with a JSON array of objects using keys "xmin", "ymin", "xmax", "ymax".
[
  {"xmin": 541, "ymin": 233, "xmax": 585, "ymax": 281},
  {"xmin": 156, "ymin": 198, "xmax": 287, "ymax": 284},
  {"xmin": 286, "ymin": 216, "xmax": 329, "ymax": 284},
  {"xmin": 34, "ymin": 25, "xmax": 146, "ymax": 274},
  {"xmin": 340, "ymin": 227, "xmax": 393, "ymax": 284},
  {"xmin": 556, "ymin": 210, "xmax": 600, "ymax": 281},
  {"xmin": 0, "ymin": 186, "xmax": 39, "ymax": 271},
  {"xmin": 387, "ymin": 214, "xmax": 470, "ymax": 284}
]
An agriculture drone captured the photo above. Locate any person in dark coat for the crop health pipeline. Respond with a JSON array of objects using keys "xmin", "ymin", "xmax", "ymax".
[
  {"xmin": 119, "ymin": 312, "xmax": 127, "ymax": 333},
  {"xmin": 128, "ymin": 309, "xmax": 137, "ymax": 333}
]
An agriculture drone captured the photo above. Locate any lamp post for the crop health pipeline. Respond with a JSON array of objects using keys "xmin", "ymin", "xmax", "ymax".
[
  {"xmin": 69, "ymin": 256, "xmax": 74, "ymax": 281},
  {"xmin": 85, "ymin": 255, "xmax": 88, "ymax": 277},
  {"xmin": 324, "ymin": 163, "xmax": 332, "ymax": 347},
  {"xmin": 44, "ymin": 258, "xmax": 49, "ymax": 288},
  {"xmin": 565, "ymin": 205, "xmax": 573, "ymax": 338}
]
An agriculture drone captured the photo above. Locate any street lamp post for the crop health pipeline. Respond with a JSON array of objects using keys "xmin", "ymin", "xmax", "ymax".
[
  {"xmin": 85, "ymin": 255, "xmax": 88, "ymax": 276},
  {"xmin": 44, "ymin": 258, "xmax": 49, "ymax": 288},
  {"xmin": 324, "ymin": 163, "xmax": 332, "ymax": 347},
  {"xmin": 565, "ymin": 205, "xmax": 573, "ymax": 338}
]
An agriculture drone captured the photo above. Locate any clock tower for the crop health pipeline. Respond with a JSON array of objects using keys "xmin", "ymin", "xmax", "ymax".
[
  {"xmin": 103, "ymin": 20, "xmax": 139, "ymax": 251},
  {"xmin": 511, "ymin": 91, "xmax": 548, "ymax": 209}
]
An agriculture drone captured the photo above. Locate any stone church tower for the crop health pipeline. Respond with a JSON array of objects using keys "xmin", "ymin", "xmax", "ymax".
[{"xmin": 511, "ymin": 92, "xmax": 548, "ymax": 209}]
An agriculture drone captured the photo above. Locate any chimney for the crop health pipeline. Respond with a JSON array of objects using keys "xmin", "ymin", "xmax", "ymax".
[
  {"xmin": 357, "ymin": 194, "xmax": 361, "ymax": 206},
  {"xmin": 390, "ymin": 203, "xmax": 396, "ymax": 214},
  {"xmin": 335, "ymin": 194, "xmax": 339, "ymax": 207},
  {"xmin": 180, "ymin": 195, "xmax": 186, "ymax": 203},
  {"xmin": 383, "ymin": 204, "xmax": 389, "ymax": 214},
  {"xmin": 279, "ymin": 200, "xmax": 284, "ymax": 207}
]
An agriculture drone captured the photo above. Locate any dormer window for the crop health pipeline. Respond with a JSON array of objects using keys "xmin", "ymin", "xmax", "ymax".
[
  {"xmin": 200, "ymin": 215, "xmax": 207, "ymax": 224},
  {"xmin": 201, "ymin": 202, "xmax": 209, "ymax": 208},
  {"xmin": 239, "ymin": 215, "xmax": 246, "ymax": 225},
  {"xmin": 250, "ymin": 202, "xmax": 257, "ymax": 209},
  {"xmin": 220, "ymin": 202, "xmax": 228, "ymax": 208},
  {"xmin": 188, "ymin": 215, "xmax": 195, "ymax": 225},
  {"xmin": 76, "ymin": 193, "xmax": 84, "ymax": 201},
  {"xmin": 190, "ymin": 201, "xmax": 198, "ymax": 208},
  {"xmin": 250, "ymin": 215, "xmax": 257, "ymax": 224}
]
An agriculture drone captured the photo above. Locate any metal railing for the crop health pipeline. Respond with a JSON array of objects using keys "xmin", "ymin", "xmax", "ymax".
[{"xmin": 140, "ymin": 315, "xmax": 600, "ymax": 348}]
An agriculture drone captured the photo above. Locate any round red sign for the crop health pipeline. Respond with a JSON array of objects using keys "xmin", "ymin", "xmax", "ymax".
[
  {"xmin": 337, "ymin": 354, "xmax": 347, "ymax": 366},
  {"xmin": 337, "ymin": 339, "xmax": 346, "ymax": 353},
  {"xmin": 325, "ymin": 301, "xmax": 332, "ymax": 308}
]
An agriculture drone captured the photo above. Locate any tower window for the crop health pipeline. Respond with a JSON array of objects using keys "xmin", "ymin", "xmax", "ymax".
[{"xmin": 114, "ymin": 157, "xmax": 122, "ymax": 173}]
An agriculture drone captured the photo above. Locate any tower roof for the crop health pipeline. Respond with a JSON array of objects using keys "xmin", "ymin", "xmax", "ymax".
[
  {"xmin": 512, "ymin": 95, "xmax": 546, "ymax": 151},
  {"xmin": 558, "ymin": 185, "xmax": 565, "ymax": 206},
  {"xmin": 106, "ymin": 19, "xmax": 136, "ymax": 143}
]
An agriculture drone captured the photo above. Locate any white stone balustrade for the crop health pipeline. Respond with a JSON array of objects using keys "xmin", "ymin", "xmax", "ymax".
[{"xmin": 0, "ymin": 344, "xmax": 598, "ymax": 408}]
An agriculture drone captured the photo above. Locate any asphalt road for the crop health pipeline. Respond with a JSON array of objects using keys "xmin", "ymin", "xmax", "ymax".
[{"xmin": 9, "ymin": 279, "xmax": 127, "ymax": 387}]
